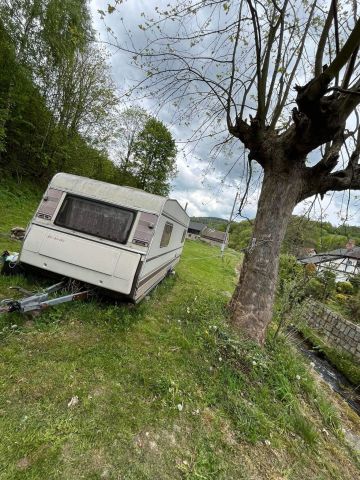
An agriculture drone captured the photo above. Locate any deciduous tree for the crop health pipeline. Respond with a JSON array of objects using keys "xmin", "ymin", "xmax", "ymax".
[
  {"xmin": 131, "ymin": 118, "xmax": 177, "ymax": 196},
  {"xmin": 107, "ymin": 0, "xmax": 360, "ymax": 344},
  {"xmin": 113, "ymin": 107, "xmax": 150, "ymax": 173},
  {"xmin": 0, "ymin": 0, "xmax": 119, "ymax": 183}
]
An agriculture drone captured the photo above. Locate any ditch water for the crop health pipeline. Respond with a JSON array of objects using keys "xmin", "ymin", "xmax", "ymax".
[{"xmin": 288, "ymin": 328, "xmax": 360, "ymax": 416}]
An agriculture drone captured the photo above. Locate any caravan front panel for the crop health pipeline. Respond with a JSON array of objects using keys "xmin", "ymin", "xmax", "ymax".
[{"xmin": 21, "ymin": 225, "xmax": 142, "ymax": 295}]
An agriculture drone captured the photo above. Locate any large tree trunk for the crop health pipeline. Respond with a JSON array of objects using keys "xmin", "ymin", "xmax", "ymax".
[{"xmin": 230, "ymin": 168, "xmax": 302, "ymax": 345}]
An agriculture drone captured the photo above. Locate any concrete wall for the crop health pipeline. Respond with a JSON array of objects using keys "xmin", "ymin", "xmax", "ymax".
[{"xmin": 303, "ymin": 300, "xmax": 360, "ymax": 361}]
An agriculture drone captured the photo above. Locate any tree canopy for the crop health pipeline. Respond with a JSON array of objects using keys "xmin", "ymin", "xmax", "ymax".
[
  {"xmin": 0, "ymin": 0, "xmax": 119, "ymax": 183},
  {"xmin": 0, "ymin": 1, "xmax": 179, "ymax": 195},
  {"xmin": 132, "ymin": 118, "xmax": 177, "ymax": 196},
  {"xmin": 111, "ymin": 109, "xmax": 178, "ymax": 195}
]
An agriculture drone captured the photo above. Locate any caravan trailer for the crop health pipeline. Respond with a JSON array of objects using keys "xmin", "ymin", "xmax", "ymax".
[{"xmin": 19, "ymin": 173, "xmax": 189, "ymax": 302}]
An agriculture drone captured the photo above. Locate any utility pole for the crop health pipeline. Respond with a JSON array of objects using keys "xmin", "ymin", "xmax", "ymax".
[{"xmin": 221, "ymin": 190, "xmax": 239, "ymax": 258}]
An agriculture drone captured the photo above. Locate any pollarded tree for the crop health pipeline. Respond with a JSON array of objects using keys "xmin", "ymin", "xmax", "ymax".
[
  {"xmin": 131, "ymin": 118, "xmax": 177, "ymax": 196},
  {"xmin": 107, "ymin": 0, "xmax": 360, "ymax": 344}
]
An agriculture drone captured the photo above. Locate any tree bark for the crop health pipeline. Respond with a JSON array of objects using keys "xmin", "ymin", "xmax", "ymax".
[{"xmin": 230, "ymin": 167, "xmax": 303, "ymax": 345}]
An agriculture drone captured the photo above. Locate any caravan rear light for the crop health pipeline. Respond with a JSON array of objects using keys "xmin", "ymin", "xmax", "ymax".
[{"xmin": 36, "ymin": 188, "xmax": 63, "ymax": 221}]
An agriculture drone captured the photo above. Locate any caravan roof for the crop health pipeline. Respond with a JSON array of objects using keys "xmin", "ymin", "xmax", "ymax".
[{"xmin": 51, "ymin": 173, "xmax": 180, "ymax": 216}]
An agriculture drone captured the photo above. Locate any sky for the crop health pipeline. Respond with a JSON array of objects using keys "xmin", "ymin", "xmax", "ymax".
[{"xmin": 89, "ymin": 0, "xmax": 360, "ymax": 226}]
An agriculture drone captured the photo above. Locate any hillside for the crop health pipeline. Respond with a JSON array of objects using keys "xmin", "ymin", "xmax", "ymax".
[
  {"xmin": 190, "ymin": 217, "xmax": 227, "ymax": 229},
  {"xmin": 0, "ymin": 180, "xmax": 360, "ymax": 479},
  {"xmin": 193, "ymin": 215, "xmax": 360, "ymax": 255}
]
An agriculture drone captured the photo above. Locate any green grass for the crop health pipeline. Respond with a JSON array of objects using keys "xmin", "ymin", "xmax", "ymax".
[
  {"xmin": 0, "ymin": 175, "xmax": 42, "ymax": 253},
  {"xmin": 0, "ymin": 178, "xmax": 360, "ymax": 479}
]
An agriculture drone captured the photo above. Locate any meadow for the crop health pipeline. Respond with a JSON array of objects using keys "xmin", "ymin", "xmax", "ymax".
[{"xmin": 0, "ymin": 178, "xmax": 359, "ymax": 479}]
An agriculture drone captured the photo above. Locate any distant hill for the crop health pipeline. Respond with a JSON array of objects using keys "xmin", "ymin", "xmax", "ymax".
[
  {"xmin": 190, "ymin": 216, "xmax": 227, "ymax": 230},
  {"xmin": 192, "ymin": 215, "xmax": 360, "ymax": 255}
]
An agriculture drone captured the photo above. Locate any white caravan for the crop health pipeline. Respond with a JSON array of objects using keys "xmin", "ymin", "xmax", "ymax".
[{"xmin": 19, "ymin": 173, "xmax": 189, "ymax": 302}]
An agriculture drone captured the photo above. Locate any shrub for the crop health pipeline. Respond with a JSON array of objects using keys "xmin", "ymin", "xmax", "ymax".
[
  {"xmin": 349, "ymin": 273, "xmax": 360, "ymax": 293},
  {"xmin": 277, "ymin": 255, "xmax": 304, "ymax": 296},
  {"xmin": 347, "ymin": 292, "xmax": 360, "ymax": 323},
  {"xmin": 305, "ymin": 278, "xmax": 324, "ymax": 299},
  {"xmin": 317, "ymin": 270, "xmax": 336, "ymax": 300},
  {"xmin": 336, "ymin": 282, "xmax": 354, "ymax": 295},
  {"xmin": 333, "ymin": 293, "xmax": 348, "ymax": 304},
  {"xmin": 274, "ymin": 255, "xmax": 310, "ymax": 337}
]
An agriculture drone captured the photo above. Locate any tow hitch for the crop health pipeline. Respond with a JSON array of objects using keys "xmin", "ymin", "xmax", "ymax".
[{"xmin": 0, "ymin": 280, "xmax": 92, "ymax": 315}]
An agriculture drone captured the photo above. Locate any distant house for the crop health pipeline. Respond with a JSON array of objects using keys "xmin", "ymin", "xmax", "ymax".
[
  {"xmin": 298, "ymin": 240, "xmax": 360, "ymax": 282},
  {"xmin": 186, "ymin": 222, "xmax": 229, "ymax": 247},
  {"xmin": 201, "ymin": 227, "xmax": 228, "ymax": 247},
  {"xmin": 187, "ymin": 221, "xmax": 206, "ymax": 239}
]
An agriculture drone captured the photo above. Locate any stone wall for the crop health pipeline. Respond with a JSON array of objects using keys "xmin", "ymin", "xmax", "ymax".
[{"xmin": 303, "ymin": 300, "xmax": 360, "ymax": 361}]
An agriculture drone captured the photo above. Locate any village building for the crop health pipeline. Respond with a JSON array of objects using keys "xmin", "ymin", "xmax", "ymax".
[
  {"xmin": 298, "ymin": 240, "xmax": 360, "ymax": 282},
  {"xmin": 200, "ymin": 227, "xmax": 228, "ymax": 247},
  {"xmin": 186, "ymin": 221, "xmax": 229, "ymax": 247},
  {"xmin": 187, "ymin": 221, "xmax": 206, "ymax": 239}
]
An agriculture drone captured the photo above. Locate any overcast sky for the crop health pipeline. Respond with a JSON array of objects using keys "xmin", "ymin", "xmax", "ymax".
[{"xmin": 89, "ymin": 1, "xmax": 360, "ymax": 226}]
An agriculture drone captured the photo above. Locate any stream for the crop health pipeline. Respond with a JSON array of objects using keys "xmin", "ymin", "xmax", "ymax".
[{"xmin": 288, "ymin": 328, "xmax": 360, "ymax": 416}]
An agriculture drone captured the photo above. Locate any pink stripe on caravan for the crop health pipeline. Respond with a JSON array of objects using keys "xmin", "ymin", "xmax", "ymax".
[{"xmin": 37, "ymin": 188, "xmax": 63, "ymax": 219}]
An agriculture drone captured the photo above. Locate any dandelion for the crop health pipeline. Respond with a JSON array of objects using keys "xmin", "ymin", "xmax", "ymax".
[{"xmin": 177, "ymin": 403, "xmax": 183, "ymax": 412}]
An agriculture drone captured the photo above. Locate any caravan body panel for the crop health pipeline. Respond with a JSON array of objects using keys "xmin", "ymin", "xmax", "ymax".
[{"xmin": 134, "ymin": 199, "xmax": 189, "ymax": 301}]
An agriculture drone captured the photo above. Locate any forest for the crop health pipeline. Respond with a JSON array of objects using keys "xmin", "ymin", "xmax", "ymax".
[{"xmin": 0, "ymin": 1, "xmax": 177, "ymax": 196}]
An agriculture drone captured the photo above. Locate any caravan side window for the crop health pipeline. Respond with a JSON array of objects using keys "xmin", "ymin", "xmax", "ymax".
[{"xmin": 160, "ymin": 222, "xmax": 173, "ymax": 248}]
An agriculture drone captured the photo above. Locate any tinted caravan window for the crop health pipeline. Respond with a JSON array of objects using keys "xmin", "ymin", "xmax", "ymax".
[
  {"xmin": 160, "ymin": 222, "xmax": 173, "ymax": 247},
  {"xmin": 55, "ymin": 195, "xmax": 135, "ymax": 244}
]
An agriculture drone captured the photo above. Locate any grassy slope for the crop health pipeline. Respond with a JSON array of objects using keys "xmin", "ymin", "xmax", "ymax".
[{"xmin": 0, "ymin": 179, "xmax": 360, "ymax": 479}]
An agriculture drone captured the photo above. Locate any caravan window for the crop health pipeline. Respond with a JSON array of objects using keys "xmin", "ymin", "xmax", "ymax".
[
  {"xmin": 55, "ymin": 195, "xmax": 135, "ymax": 244},
  {"xmin": 160, "ymin": 222, "xmax": 173, "ymax": 247}
]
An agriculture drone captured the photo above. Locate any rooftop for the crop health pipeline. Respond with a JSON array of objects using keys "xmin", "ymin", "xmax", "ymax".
[
  {"xmin": 298, "ymin": 246, "xmax": 360, "ymax": 264},
  {"xmin": 188, "ymin": 221, "xmax": 206, "ymax": 232},
  {"xmin": 202, "ymin": 227, "xmax": 227, "ymax": 242}
]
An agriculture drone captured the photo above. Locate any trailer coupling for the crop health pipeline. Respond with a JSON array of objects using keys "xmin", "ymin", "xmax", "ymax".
[{"xmin": 0, "ymin": 280, "xmax": 92, "ymax": 315}]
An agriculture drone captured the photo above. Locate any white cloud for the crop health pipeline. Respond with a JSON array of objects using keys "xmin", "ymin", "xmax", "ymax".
[{"xmin": 89, "ymin": 1, "xmax": 360, "ymax": 227}]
